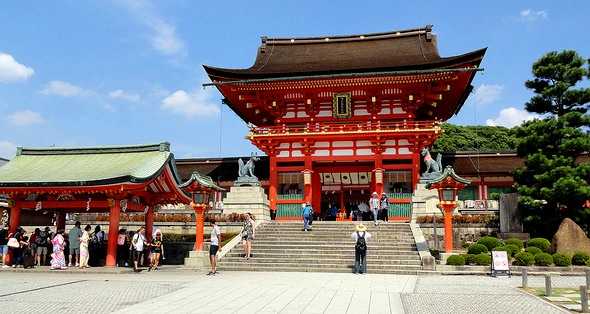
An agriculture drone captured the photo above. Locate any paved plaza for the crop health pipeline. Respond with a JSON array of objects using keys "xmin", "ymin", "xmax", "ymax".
[{"xmin": 0, "ymin": 270, "xmax": 584, "ymax": 313}]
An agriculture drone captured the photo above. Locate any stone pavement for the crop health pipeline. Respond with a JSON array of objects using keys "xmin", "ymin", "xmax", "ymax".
[{"xmin": 0, "ymin": 270, "xmax": 583, "ymax": 313}]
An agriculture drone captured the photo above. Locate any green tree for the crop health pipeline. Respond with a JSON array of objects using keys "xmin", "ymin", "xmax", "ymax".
[
  {"xmin": 433, "ymin": 124, "xmax": 517, "ymax": 153},
  {"xmin": 514, "ymin": 50, "xmax": 590, "ymax": 237}
]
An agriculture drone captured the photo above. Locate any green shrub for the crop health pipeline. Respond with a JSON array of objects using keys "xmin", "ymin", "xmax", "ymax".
[
  {"xmin": 525, "ymin": 247, "xmax": 542, "ymax": 256},
  {"xmin": 534, "ymin": 253, "xmax": 553, "ymax": 266},
  {"xmin": 505, "ymin": 238, "xmax": 524, "ymax": 250},
  {"xmin": 552, "ymin": 253, "xmax": 571, "ymax": 267},
  {"xmin": 572, "ymin": 252, "xmax": 590, "ymax": 266},
  {"xmin": 461, "ymin": 254, "xmax": 476, "ymax": 265},
  {"xmin": 527, "ymin": 238, "xmax": 551, "ymax": 252},
  {"xmin": 474, "ymin": 253, "xmax": 492, "ymax": 266},
  {"xmin": 477, "ymin": 236, "xmax": 503, "ymax": 251},
  {"xmin": 446, "ymin": 255, "xmax": 465, "ymax": 266},
  {"xmin": 468, "ymin": 243, "xmax": 489, "ymax": 255},
  {"xmin": 505, "ymin": 244, "xmax": 520, "ymax": 257},
  {"xmin": 513, "ymin": 252, "xmax": 535, "ymax": 266}
]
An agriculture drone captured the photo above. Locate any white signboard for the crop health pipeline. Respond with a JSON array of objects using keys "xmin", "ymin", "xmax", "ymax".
[{"xmin": 492, "ymin": 251, "xmax": 510, "ymax": 271}]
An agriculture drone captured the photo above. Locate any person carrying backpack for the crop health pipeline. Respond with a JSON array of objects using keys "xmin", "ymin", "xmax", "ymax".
[
  {"xmin": 351, "ymin": 224, "xmax": 371, "ymax": 274},
  {"xmin": 35, "ymin": 227, "xmax": 50, "ymax": 266}
]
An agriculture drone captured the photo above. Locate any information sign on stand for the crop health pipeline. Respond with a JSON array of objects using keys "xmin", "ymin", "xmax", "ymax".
[{"xmin": 491, "ymin": 251, "xmax": 511, "ymax": 277}]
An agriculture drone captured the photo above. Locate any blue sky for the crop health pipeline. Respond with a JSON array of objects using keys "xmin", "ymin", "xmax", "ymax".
[{"xmin": 0, "ymin": 1, "xmax": 588, "ymax": 159}]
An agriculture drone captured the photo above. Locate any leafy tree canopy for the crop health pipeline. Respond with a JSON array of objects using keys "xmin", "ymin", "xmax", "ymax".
[
  {"xmin": 514, "ymin": 50, "xmax": 590, "ymax": 237},
  {"xmin": 433, "ymin": 123, "xmax": 517, "ymax": 153}
]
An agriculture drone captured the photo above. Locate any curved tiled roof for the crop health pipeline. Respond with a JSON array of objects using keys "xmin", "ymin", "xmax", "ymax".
[
  {"xmin": 0, "ymin": 143, "xmax": 179, "ymax": 187},
  {"xmin": 204, "ymin": 25, "xmax": 486, "ymax": 80}
]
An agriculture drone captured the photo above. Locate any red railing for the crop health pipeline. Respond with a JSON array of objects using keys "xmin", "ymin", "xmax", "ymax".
[{"xmin": 251, "ymin": 120, "xmax": 438, "ymax": 136}]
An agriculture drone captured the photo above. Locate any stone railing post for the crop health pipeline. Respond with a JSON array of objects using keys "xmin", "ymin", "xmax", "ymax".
[
  {"xmin": 581, "ymin": 285, "xmax": 588, "ymax": 313},
  {"xmin": 544, "ymin": 273, "xmax": 552, "ymax": 297},
  {"xmin": 521, "ymin": 268, "xmax": 528, "ymax": 289}
]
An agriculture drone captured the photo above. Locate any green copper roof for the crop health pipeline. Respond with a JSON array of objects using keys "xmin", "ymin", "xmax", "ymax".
[
  {"xmin": 179, "ymin": 171, "xmax": 224, "ymax": 191},
  {"xmin": 425, "ymin": 165, "xmax": 471, "ymax": 188},
  {"xmin": 0, "ymin": 143, "xmax": 176, "ymax": 187}
]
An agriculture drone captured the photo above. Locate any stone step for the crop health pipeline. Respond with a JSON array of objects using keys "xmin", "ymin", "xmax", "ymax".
[
  {"xmin": 224, "ymin": 249, "xmax": 420, "ymax": 256},
  {"xmin": 214, "ymin": 265, "xmax": 420, "ymax": 275},
  {"xmin": 220, "ymin": 257, "xmax": 421, "ymax": 265},
  {"xmin": 217, "ymin": 262, "xmax": 422, "ymax": 271},
  {"xmin": 253, "ymin": 236, "xmax": 416, "ymax": 242},
  {"xmin": 223, "ymin": 254, "xmax": 420, "ymax": 261},
  {"xmin": 250, "ymin": 240, "xmax": 416, "ymax": 246}
]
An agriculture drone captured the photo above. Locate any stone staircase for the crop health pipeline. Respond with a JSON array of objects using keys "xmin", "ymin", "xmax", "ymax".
[{"xmin": 218, "ymin": 221, "xmax": 423, "ymax": 274}]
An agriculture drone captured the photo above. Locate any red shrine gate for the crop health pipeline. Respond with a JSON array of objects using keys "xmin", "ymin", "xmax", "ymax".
[{"xmin": 205, "ymin": 26, "xmax": 485, "ymax": 220}]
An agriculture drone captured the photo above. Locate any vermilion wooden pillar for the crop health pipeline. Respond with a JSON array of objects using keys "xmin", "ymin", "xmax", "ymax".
[
  {"xmin": 303, "ymin": 157, "xmax": 313, "ymax": 205},
  {"xmin": 412, "ymin": 151, "xmax": 421, "ymax": 189},
  {"xmin": 269, "ymin": 155, "xmax": 278, "ymax": 213},
  {"xmin": 106, "ymin": 199, "xmax": 121, "ymax": 267},
  {"xmin": 374, "ymin": 154, "xmax": 384, "ymax": 195},
  {"xmin": 441, "ymin": 204, "xmax": 455, "ymax": 253},
  {"xmin": 192, "ymin": 204, "xmax": 205, "ymax": 251},
  {"xmin": 312, "ymin": 171, "xmax": 321, "ymax": 214},
  {"xmin": 145, "ymin": 206, "xmax": 154, "ymax": 242}
]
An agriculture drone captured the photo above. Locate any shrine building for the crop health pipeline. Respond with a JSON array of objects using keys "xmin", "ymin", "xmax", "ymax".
[{"xmin": 203, "ymin": 25, "xmax": 486, "ymax": 220}]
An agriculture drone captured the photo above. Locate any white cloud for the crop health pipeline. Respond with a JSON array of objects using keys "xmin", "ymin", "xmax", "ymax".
[
  {"xmin": 116, "ymin": 0, "xmax": 186, "ymax": 57},
  {"xmin": 41, "ymin": 80, "xmax": 89, "ymax": 97},
  {"xmin": 6, "ymin": 110, "xmax": 44, "ymax": 126},
  {"xmin": 519, "ymin": 9, "xmax": 548, "ymax": 22},
  {"xmin": 109, "ymin": 89, "xmax": 140, "ymax": 102},
  {"xmin": 0, "ymin": 140, "xmax": 17, "ymax": 158},
  {"xmin": 161, "ymin": 89, "xmax": 219, "ymax": 118},
  {"xmin": 0, "ymin": 53, "xmax": 34, "ymax": 83},
  {"xmin": 474, "ymin": 84, "xmax": 503, "ymax": 105},
  {"xmin": 486, "ymin": 107, "xmax": 538, "ymax": 128}
]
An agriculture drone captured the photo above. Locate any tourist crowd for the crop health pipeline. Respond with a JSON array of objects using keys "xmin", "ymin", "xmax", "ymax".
[{"xmin": 0, "ymin": 223, "xmax": 164, "ymax": 272}]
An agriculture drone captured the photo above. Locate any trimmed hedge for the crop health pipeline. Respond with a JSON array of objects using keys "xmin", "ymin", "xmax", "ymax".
[
  {"xmin": 494, "ymin": 244, "xmax": 519, "ymax": 257},
  {"xmin": 474, "ymin": 253, "xmax": 492, "ymax": 266},
  {"xmin": 446, "ymin": 255, "xmax": 466, "ymax": 266},
  {"xmin": 525, "ymin": 246, "xmax": 542, "ymax": 256},
  {"xmin": 552, "ymin": 253, "xmax": 571, "ymax": 267},
  {"xmin": 513, "ymin": 252, "xmax": 535, "ymax": 266},
  {"xmin": 477, "ymin": 236, "xmax": 503, "ymax": 251},
  {"xmin": 527, "ymin": 238, "xmax": 551, "ymax": 252},
  {"xmin": 468, "ymin": 243, "xmax": 489, "ymax": 255},
  {"xmin": 461, "ymin": 254, "xmax": 476, "ymax": 265},
  {"xmin": 534, "ymin": 253, "xmax": 553, "ymax": 266},
  {"xmin": 572, "ymin": 252, "xmax": 590, "ymax": 266},
  {"xmin": 504, "ymin": 238, "xmax": 524, "ymax": 250}
]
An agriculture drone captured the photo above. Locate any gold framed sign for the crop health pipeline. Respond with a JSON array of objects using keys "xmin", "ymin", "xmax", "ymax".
[{"xmin": 332, "ymin": 92, "xmax": 352, "ymax": 118}]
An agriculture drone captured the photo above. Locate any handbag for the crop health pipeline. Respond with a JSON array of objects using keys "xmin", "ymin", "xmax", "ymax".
[{"xmin": 7, "ymin": 238, "xmax": 20, "ymax": 248}]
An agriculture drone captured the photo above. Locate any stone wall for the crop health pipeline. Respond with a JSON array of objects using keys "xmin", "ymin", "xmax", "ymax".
[{"xmin": 418, "ymin": 223, "xmax": 499, "ymax": 251}]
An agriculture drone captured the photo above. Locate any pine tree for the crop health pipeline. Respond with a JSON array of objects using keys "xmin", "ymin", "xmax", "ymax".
[{"xmin": 514, "ymin": 50, "xmax": 590, "ymax": 236}]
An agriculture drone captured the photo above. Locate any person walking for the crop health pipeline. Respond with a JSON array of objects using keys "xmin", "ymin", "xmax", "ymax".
[
  {"xmin": 302, "ymin": 202, "xmax": 313, "ymax": 232},
  {"xmin": 50, "ymin": 230, "xmax": 67, "ymax": 270},
  {"xmin": 369, "ymin": 192, "xmax": 380, "ymax": 226},
  {"xmin": 0, "ymin": 224, "xmax": 8, "ymax": 267},
  {"xmin": 207, "ymin": 219, "xmax": 221, "ymax": 275},
  {"xmin": 241, "ymin": 213, "xmax": 255, "ymax": 260},
  {"xmin": 116, "ymin": 229, "xmax": 128, "ymax": 267},
  {"xmin": 131, "ymin": 226, "xmax": 146, "ymax": 272},
  {"xmin": 148, "ymin": 230, "xmax": 163, "ymax": 271},
  {"xmin": 351, "ymin": 223, "xmax": 371, "ymax": 274},
  {"xmin": 79, "ymin": 225, "xmax": 91, "ymax": 268},
  {"xmin": 68, "ymin": 221, "xmax": 82, "ymax": 267},
  {"xmin": 380, "ymin": 192, "xmax": 389, "ymax": 222},
  {"xmin": 35, "ymin": 227, "xmax": 50, "ymax": 266}
]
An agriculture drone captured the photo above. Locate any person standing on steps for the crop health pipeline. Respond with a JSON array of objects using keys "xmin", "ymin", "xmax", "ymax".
[
  {"xmin": 352, "ymin": 223, "xmax": 371, "ymax": 274},
  {"xmin": 369, "ymin": 192, "xmax": 380, "ymax": 226},
  {"xmin": 241, "ymin": 213, "xmax": 255, "ymax": 260},
  {"xmin": 302, "ymin": 202, "xmax": 313, "ymax": 232},
  {"xmin": 380, "ymin": 192, "xmax": 389, "ymax": 223},
  {"xmin": 207, "ymin": 219, "xmax": 221, "ymax": 275}
]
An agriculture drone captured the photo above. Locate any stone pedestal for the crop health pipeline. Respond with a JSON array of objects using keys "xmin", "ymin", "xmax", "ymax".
[
  {"xmin": 412, "ymin": 183, "xmax": 441, "ymax": 217},
  {"xmin": 222, "ymin": 186, "xmax": 271, "ymax": 221},
  {"xmin": 184, "ymin": 250, "xmax": 209, "ymax": 269}
]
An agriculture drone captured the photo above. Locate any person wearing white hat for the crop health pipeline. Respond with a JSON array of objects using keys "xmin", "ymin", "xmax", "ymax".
[
  {"xmin": 351, "ymin": 224, "xmax": 371, "ymax": 274},
  {"xmin": 369, "ymin": 192, "xmax": 380, "ymax": 226}
]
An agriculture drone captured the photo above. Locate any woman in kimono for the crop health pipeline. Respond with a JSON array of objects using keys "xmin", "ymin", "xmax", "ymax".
[
  {"xmin": 79, "ymin": 225, "xmax": 91, "ymax": 268},
  {"xmin": 50, "ymin": 230, "xmax": 67, "ymax": 270}
]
